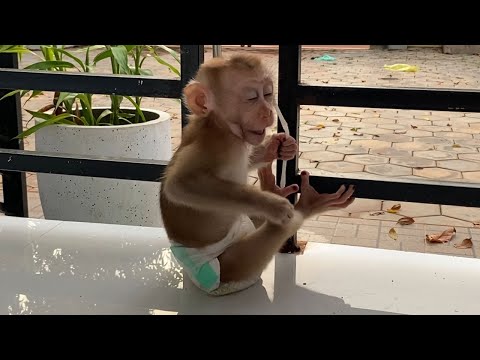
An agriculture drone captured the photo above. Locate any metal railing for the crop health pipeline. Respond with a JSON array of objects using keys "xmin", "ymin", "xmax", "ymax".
[{"xmin": 1, "ymin": 45, "xmax": 479, "ymax": 248}]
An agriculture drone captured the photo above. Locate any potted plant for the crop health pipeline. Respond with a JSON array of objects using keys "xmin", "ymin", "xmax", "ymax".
[{"xmin": 0, "ymin": 45, "xmax": 180, "ymax": 227}]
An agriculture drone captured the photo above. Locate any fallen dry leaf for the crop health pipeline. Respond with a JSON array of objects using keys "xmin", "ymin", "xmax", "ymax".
[
  {"xmin": 397, "ymin": 216, "xmax": 415, "ymax": 225},
  {"xmin": 370, "ymin": 211, "xmax": 385, "ymax": 216},
  {"xmin": 454, "ymin": 238, "xmax": 473, "ymax": 249},
  {"xmin": 425, "ymin": 227, "xmax": 456, "ymax": 243},
  {"xmin": 394, "ymin": 130, "xmax": 407, "ymax": 134},
  {"xmin": 373, "ymin": 134, "xmax": 380, "ymax": 138},
  {"xmin": 473, "ymin": 221, "xmax": 480, "ymax": 228},
  {"xmin": 410, "ymin": 125, "xmax": 418, "ymax": 129},
  {"xmin": 452, "ymin": 144, "xmax": 462, "ymax": 148},
  {"xmin": 389, "ymin": 228, "xmax": 398, "ymax": 240},
  {"xmin": 350, "ymin": 127, "xmax": 360, "ymax": 132},
  {"xmin": 332, "ymin": 119, "xmax": 340, "ymax": 123},
  {"xmin": 447, "ymin": 123, "xmax": 452, "ymax": 127},
  {"xmin": 387, "ymin": 204, "xmax": 401, "ymax": 214},
  {"xmin": 353, "ymin": 133, "xmax": 364, "ymax": 136}
]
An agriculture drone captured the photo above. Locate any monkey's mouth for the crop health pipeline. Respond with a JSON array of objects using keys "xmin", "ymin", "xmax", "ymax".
[{"xmin": 249, "ymin": 129, "xmax": 265, "ymax": 136}]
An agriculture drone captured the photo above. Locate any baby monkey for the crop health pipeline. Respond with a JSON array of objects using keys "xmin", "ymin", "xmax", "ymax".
[{"xmin": 160, "ymin": 54, "xmax": 355, "ymax": 296}]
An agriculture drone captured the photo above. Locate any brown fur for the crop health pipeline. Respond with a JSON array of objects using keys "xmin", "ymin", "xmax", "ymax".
[{"xmin": 160, "ymin": 54, "xmax": 355, "ymax": 283}]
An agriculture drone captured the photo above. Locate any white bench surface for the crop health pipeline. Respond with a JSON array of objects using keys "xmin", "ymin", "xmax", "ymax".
[{"xmin": 1, "ymin": 216, "xmax": 479, "ymax": 315}]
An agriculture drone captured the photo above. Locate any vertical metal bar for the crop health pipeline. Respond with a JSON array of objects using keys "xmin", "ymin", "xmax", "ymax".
[
  {"xmin": 0, "ymin": 53, "xmax": 28, "ymax": 217},
  {"xmin": 180, "ymin": 45, "xmax": 204, "ymax": 128},
  {"xmin": 277, "ymin": 45, "xmax": 301, "ymax": 253},
  {"xmin": 212, "ymin": 45, "xmax": 222, "ymax": 58}
]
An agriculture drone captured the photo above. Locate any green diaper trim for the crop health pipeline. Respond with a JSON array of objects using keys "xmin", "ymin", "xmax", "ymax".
[{"xmin": 170, "ymin": 246, "xmax": 219, "ymax": 291}]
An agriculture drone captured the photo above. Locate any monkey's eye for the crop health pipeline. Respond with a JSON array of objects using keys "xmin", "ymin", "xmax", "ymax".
[
  {"xmin": 247, "ymin": 96, "xmax": 258, "ymax": 101},
  {"xmin": 264, "ymin": 93, "xmax": 273, "ymax": 97}
]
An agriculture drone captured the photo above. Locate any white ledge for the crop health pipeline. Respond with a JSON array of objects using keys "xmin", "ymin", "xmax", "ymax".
[{"xmin": 1, "ymin": 216, "xmax": 479, "ymax": 315}]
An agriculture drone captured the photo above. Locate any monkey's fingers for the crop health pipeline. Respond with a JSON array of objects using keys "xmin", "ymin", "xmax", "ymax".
[
  {"xmin": 281, "ymin": 136, "xmax": 297, "ymax": 146},
  {"xmin": 300, "ymin": 170, "xmax": 311, "ymax": 191},
  {"xmin": 258, "ymin": 162, "xmax": 274, "ymax": 177},
  {"xmin": 324, "ymin": 185, "xmax": 355, "ymax": 206},
  {"xmin": 278, "ymin": 184, "xmax": 299, "ymax": 198},
  {"xmin": 338, "ymin": 196, "xmax": 356, "ymax": 208}
]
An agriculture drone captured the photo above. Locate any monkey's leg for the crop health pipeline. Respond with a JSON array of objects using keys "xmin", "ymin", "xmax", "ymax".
[
  {"xmin": 218, "ymin": 211, "xmax": 305, "ymax": 283},
  {"xmin": 219, "ymin": 170, "xmax": 354, "ymax": 283}
]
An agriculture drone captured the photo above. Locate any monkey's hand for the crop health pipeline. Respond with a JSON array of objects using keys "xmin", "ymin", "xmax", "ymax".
[
  {"xmin": 250, "ymin": 133, "xmax": 298, "ymax": 169},
  {"xmin": 263, "ymin": 133, "xmax": 298, "ymax": 162},
  {"xmin": 295, "ymin": 170, "xmax": 355, "ymax": 218},
  {"xmin": 261, "ymin": 193, "xmax": 295, "ymax": 226},
  {"xmin": 258, "ymin": 162, "xmax": 298, "ymax": 198}
]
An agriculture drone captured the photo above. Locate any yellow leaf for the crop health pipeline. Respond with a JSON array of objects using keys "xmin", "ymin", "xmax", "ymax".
[
  {"xmin": 387, "ymin": 204, "xmax": 401, "ymax": 213},
  {"xmin": 384, "ymin": 64, "xmax": 419, "ymax": 72},
  {"xmin": 388, "ymin": 228, "xmax": 398, "ymax": 240}
]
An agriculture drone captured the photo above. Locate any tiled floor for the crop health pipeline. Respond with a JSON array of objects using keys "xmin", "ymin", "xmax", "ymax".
[{"xmin": 2, "ymin": 45, "xmax": 480, "ymax": 259}]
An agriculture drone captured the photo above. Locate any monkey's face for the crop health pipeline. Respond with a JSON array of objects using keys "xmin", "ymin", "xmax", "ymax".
[{"xmin": 220, "ymin": 70, "xmax": 275, "ymax": 146}]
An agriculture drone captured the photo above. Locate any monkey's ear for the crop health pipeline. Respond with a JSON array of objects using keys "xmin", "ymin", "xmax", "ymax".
[{"xmin": 183, "ymin": 81, "xmax": 212, "ymax": 116}]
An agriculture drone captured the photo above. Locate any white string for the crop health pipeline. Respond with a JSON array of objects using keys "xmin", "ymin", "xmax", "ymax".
[{"xmin": 274, "ymin": 103, "xmax": 290, "ymax": 189}]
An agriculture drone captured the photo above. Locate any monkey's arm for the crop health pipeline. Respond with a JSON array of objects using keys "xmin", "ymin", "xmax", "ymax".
[
  {"xmin": 249, "ymin": 142, "xmax": 271, "ymax": 169},
  {"xmin": 163, "ymin": 171, "xmax": 291, "ymax": 221}
]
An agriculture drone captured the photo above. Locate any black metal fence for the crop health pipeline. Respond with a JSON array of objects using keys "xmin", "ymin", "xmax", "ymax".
[
  {"xmin": 276, "ymin": 45, "xmax": 480, "ymax": 209},
  {"xmin": 1, "ymin": 45, "xmax": 480, "ymax": 228}
]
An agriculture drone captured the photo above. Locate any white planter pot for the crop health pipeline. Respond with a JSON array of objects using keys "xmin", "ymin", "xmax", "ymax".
[{"xmin": 34, "ymin": 107, "xmax": 172, "ymax": 227}]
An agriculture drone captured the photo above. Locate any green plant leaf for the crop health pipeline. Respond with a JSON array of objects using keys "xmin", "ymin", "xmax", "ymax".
[
  {"xmin": 0, "ymin": 45, "xmax": 32, "ymax": 57},
  {"xmin": 74, "ymin": 93, "xmax": 95, "ymax": 125},
  {"xmin": 52, "ymin": 48, "xmax": 86, "ymax": 72},
  {"xmin": 124, "ymin": 95, "xmax": 146, "ymax": 122},
  {"xmin": 73, "ymin": 45, "xmax": 105, "ymax": 53},
  {"xmin": 55, "ymin": 92, "xmax": 78, "ymax": 109},
  {"xmin": 17, "ymin": 111, "xmax": 75, "ymax": 139},
  {"xmin": 110, "ymin": 46, "xmax": 130, "ymax": 74},
  {"xmin": 118, "ymin": 117, "xmax": 133, "ymax": 124},
  {"xmin": 139, "ymin": 68, "xmax": 153, "ymax": 76},
  {"xmin": 0, "ymin": 89, "xmax": 23, "ymax": 101},
  {"xmin": 117, "ymin": 112, "xmax": 135, "ymax": 118},
  {"xmin": 96, "ymin": 109, "xmax": 113, "ymax": 125},
  {"xmin": 150, "ymin": 52, "xmax": 180, "ymax": 77},
  {"xmin": 24, "ymin": 90, "xmax": 44, "ymax": 105},
  {"xmin": 41, "ymin": 46, "xmax": 55, "ymax": 62},
  {"xmin": 157, "ymin": 45, "xmax": 180, "ymax": 64},
  {"xmin": 57, "ymin": 119, "xmax": 77, "ymax": 125},
  {"xmin": 25, "ymin": 60, "xmax": 76, "ymax": 71},
  {"xmin": 93, "ymin": 49, "xmax": 113, "ymax": 64},
  {"xmin": 74, "ymin": 116, "xmax": 89, "ymax": 126},
  {"xmin": 124, "ymin": 45, "xmax": 136, "ymax": 53}
]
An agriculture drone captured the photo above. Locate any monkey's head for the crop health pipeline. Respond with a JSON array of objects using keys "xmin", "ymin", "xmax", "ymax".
[{"xmin": 184, "ymin": 54, "xmax": 275, "ymax": 146}]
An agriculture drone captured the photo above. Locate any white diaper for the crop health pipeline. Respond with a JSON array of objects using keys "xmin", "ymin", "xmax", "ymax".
[{"xmin": 170, "ymin": 214, "xmax": 260, "ymax": 296}]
